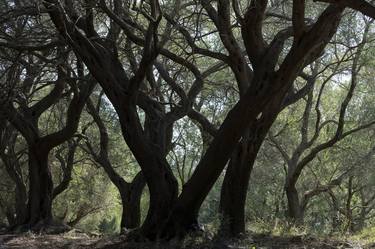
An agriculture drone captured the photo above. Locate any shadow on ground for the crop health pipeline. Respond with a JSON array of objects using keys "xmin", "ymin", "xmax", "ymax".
[{"xmin": 0, "ymin": 231, "xmax": 373, "ymax": 249}]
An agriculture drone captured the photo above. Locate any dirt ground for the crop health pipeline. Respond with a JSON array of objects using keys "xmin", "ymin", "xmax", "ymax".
[
  {"xmin": 0, "ymin": 231, "xmax": 373, "ymax": 249},
  {"xmin": 0, "ymin": 232, "xmax": 98, "ymax": 249}
]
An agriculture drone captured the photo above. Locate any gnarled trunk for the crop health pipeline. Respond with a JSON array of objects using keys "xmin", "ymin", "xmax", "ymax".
[
  {"xmin": 43, "ymin": 0, "xmax": 344, "ymax": 240},
  {"xmin": 120, "ymin": 173, "xmax": 146, "ymax": 229},
  {"xmin": 25, "ymin": 145, "xmax": 54, "ymax": 227},
  {"xmin": 160, "ymin": 74, "xmax": 280, "ymax": 238},
  {"xmin": 138, "ymin": 157, "xmax": 178, "ymax": 239},
  {"xmin": 14, "ymin": 183, "xmax": 27, "ymax": 226},
  {"xmin": 219, "ymin": 143, "xmax": 252, "ymax": 237},
  {"xmin": 117, "ymin": 108, "xmax": 178, "ymax": 239},
  {"xmin": 219, "ymin": 110, "xmax": 276, "ymax": 237}
]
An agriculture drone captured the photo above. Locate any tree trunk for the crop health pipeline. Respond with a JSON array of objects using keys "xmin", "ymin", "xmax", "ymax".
[
  {"xmin": 160, "ymin": 72, "xmax": 285, "ymax": 238},
  {"xmin": 14, "ymin": 183, "xmax": 27, "ymax": 226},
  {"xmin": 138, "ymin": 157, "xmax": 177, "ymax": 239},
  {"xmin": 219, "ymin": 110, "xmax": 276, "ymax": 237},
  {"xmin": 24, "ymin": 145, "xmax": 54, "ymax": 227},
  {"xmin": 86, "ymin": 99, "xmax": 151, "ymax": 233},
  {"xmin": 5, "ymin": 207, "xmax": 16, "ymax": 227},
  {"xmin": 43, "ymin": 1, "xmax": 343, "ymax": 240},
  {"xmin": 116, "ymin": 107, "xmax": 178, "ymax": 239},
  {"xmin": 0, "ymin": 125, "xmax": 28, "ymax": 227},
  {"xmin": 285, "ymin": 183, "xmax": 304, "ymax": 224},
  {"xmin": 2, "ymin": 160, "xmax": 27, "ymax": 227},
  {"xmin": 120, "ymin": 172, "xmax": 146, "ymax": 230},
  {"xmin": 355, "ymin": 208, "xmax": 366, "ymax": 233},
  {"xmin": 219, "ymin": 142, "xmax": 252, "ymax": 237},
  {"xmin": 345, "ymin": 176, "xmax": 354, "ymax": 233}
]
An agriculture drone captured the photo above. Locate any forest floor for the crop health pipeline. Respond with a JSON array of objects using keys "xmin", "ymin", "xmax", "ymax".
[{"xmin": 0, "ymin": 230, "xmax": 374, "ymax": 249}]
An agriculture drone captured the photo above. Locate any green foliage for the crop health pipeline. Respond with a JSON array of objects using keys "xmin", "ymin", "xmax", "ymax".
[
  {"xmin": 351, "ymin": 226, "xmax": 375, "ymax": 245},
  {"xmin": 98, "ymin": 216, "xmax": 119, "ymax": 235},
  {"xmin": 1, "ymin": 0, "xmax": 375, "ymax": 243}
]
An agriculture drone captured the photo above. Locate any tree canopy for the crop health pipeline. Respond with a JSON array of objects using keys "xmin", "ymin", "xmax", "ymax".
[{"xmin": 1, "ymin": 0, "xmax": 375, "ymax": 246}]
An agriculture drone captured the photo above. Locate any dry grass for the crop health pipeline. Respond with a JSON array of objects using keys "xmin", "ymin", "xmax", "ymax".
[{"xmin": 0, "ymin": 231, "xmax": 372, "ymax": 249}]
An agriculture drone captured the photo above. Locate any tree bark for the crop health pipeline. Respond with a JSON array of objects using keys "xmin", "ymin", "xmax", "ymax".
[
  {"xmin": 2, "ymin": 160, "xmax": 27, "ymax": 227},
  {"xmin": 42, "ymin": 4, "xmax": 179, "ymax": 238},
  {"xmin": 218, "ymin": 79, "xmax": 312, "ymax": 236},
  {"xmin": 86, "ymin": 99, "xmax": 148, "ymax": 231},
  {"xmin": 0, "ymin": 125, "xmax": 28, "ymax": 227},
  {"xmin": 43, "ymin": 0, "xmax": 344, "ymax": 239},
  {"xmin": 160, "ymin": 71, "xmax": 289, "ymax": 238},
  {"xmin": 120, "ymin": 172, "xmax": 146, "ymax": 229},
  {"xmin": 25, "ymin": 145, "xmax": 54, "ymax": 227},
  {"xmin": 285, "ymin": 183, "xmax": 304, "ymax": 224},
  {"xmin": 5, "ymin": 207, "xmax": 16, "ymax": 227},
  {"xmin": 219, "ymin": 142, "xmax": 253, "ymax": 237},
  {"xmin": 14, "ymin": 183, "xmax": 27, "ymax": 226},
  {"xmin": 219, "ymin": 113, "xmax": 275, "ymax": 236}
]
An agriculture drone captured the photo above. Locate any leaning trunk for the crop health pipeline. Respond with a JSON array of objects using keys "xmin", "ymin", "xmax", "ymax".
[
  {"xmin": 219, "ymin": 142, "xmax": 253, "ymax": 237},
  {"xmin": 160, "ymin": 67, "xmax": 302, "ymax": 239},
  {"xmin": 219, "ymin": 111, "xmax": 276, "ymax": 237},
  {"xmin": 117, "ymin": 107, "xmax": 178, "ymax": 239}
]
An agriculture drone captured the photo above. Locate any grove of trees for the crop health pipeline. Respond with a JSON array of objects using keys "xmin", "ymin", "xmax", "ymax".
[{"xmin": 1, "ymin": 0, "xmax": 375, "ymax": 243}]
